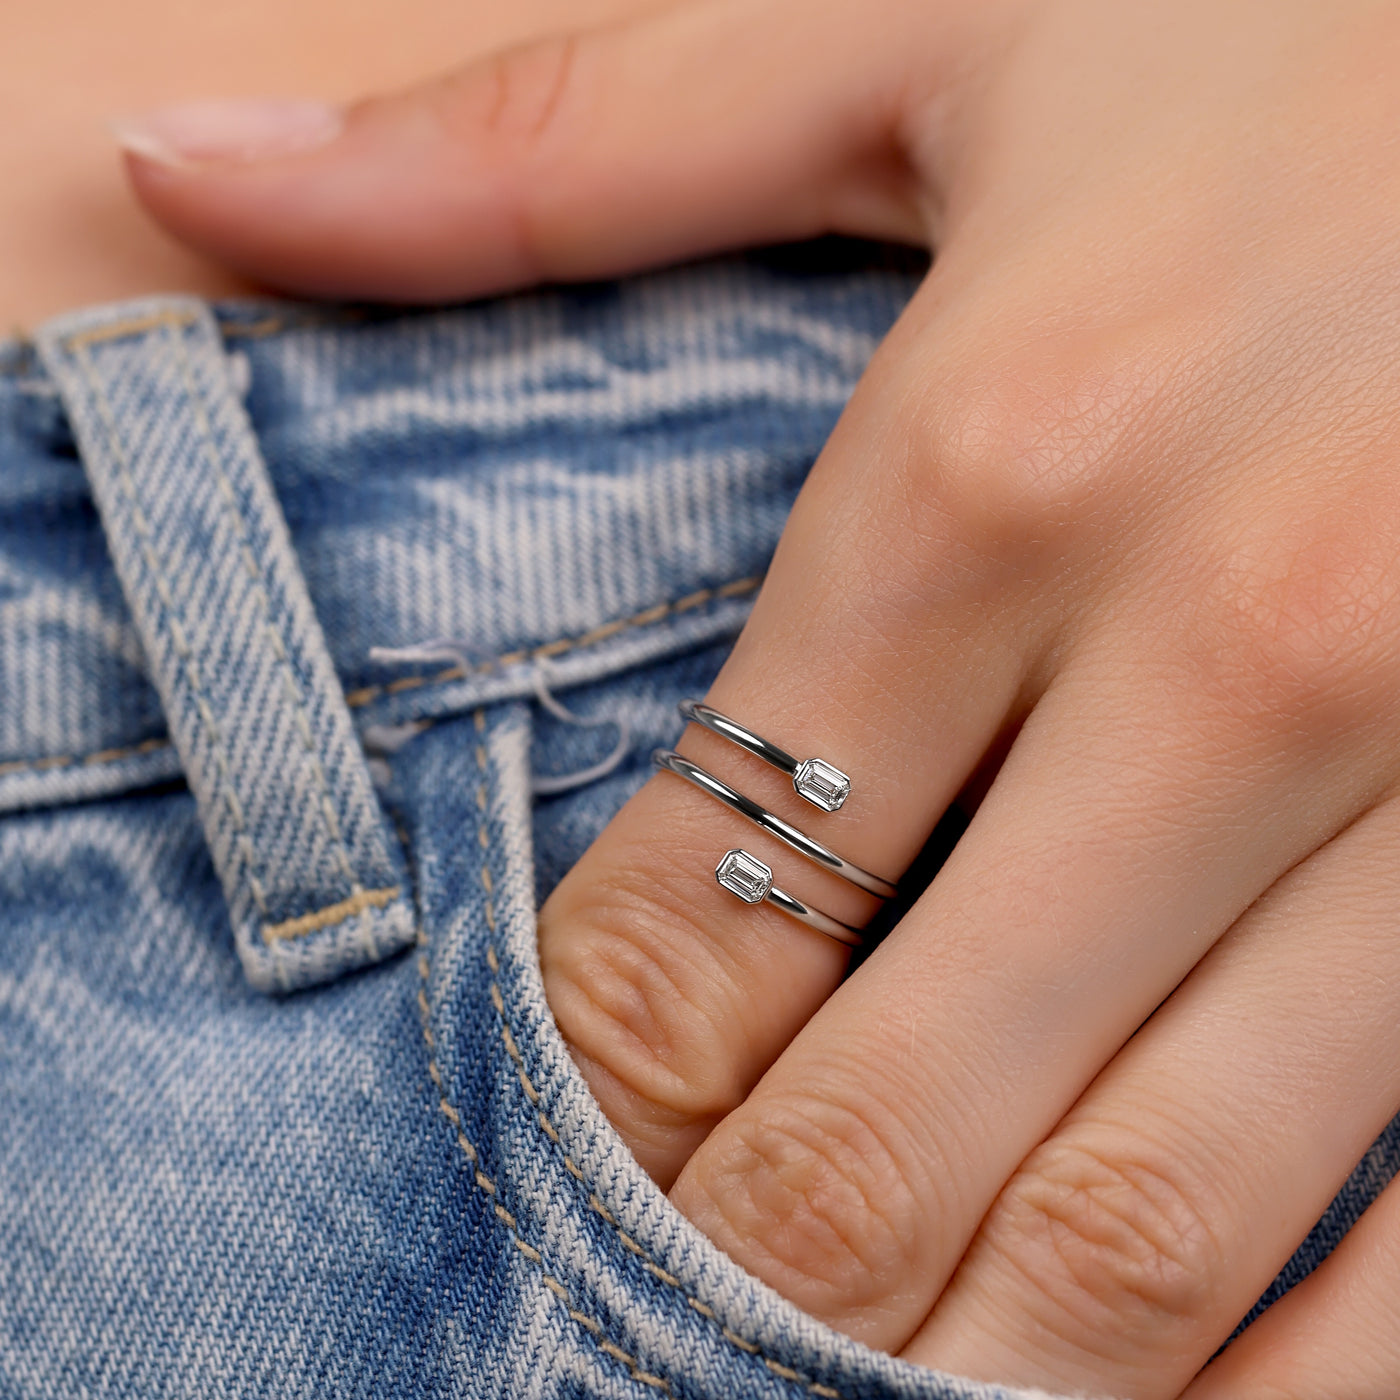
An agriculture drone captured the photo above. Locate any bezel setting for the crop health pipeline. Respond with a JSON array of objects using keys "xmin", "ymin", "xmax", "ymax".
[
  {"xmin": 715, "ymin": 849, "xmax": 774, "ymax": 904},
  {"xmin": 793, "ymin": 757, "xmax": 851, "ymax": 812}
]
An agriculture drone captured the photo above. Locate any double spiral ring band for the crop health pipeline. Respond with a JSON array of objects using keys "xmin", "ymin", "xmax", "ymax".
[
  {"xmin": 650, "ymin": 750, "xmax": 897, "ymax": 900},
  {"xmin": 678, "ymin": 701, "xmax": 853, "ymax": 812},
  {"xmin": 652, "ymin": 700, "xmax": 899, "ymax": 947}
]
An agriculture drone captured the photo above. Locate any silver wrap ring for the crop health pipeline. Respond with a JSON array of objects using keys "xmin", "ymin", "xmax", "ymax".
[
  {"xmin": 650, "ymin": 749, "xmax": 898, "ymax": 900},
  {"xmin": 655, "ymin": 699, "xmax": 899, "ymax": 948}
]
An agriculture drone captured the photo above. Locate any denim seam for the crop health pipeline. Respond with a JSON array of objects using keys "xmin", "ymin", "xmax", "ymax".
[
  {"xmin": 470, "ymin": 712, "xmax": 843, "ymax": 1399},
  {"xmin": 8, "ymin": 309, "xmax": 426, "ymax": 388},
  {"xmin": 341, "ymin": 576, "xmax": 761, "ymax": 709},
  {"xmin": 65, "ymin": 310, "xmax": 198, "ymax": 350},
  {"xmin": 0, "ymin": 735, "xmax": 169, "ymax": 780},
  {"xmin": 65, "ymin": 328, "xmax": 274, "ymax": 920},
  {"xmin": 162, "ymin": 318, "xmax": 368, "ymax": 906},
  {"xmin": 224, "ymin": 316, "xmax": 290, "ymax": 340},
  {"xmin": 0, "ymin": 576, "xmax": 761, "ymax": 781},
  {"xmin": 413, "ymin": 708, "xmax": 673, "ymax": 1395},
  {"xmin": 59, "ymin": 309, "xmax": 300, "ymax": 349}
]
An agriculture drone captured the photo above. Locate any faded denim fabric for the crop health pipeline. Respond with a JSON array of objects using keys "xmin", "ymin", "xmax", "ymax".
[{"xmin": 1, "ymin": 246, "xmax": 1397, "ymax": 1399}]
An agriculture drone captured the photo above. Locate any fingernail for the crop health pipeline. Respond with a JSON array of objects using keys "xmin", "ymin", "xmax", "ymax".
[{"xmin": 109, "ymin": 98, "xmax": 344, "ymax": 169}]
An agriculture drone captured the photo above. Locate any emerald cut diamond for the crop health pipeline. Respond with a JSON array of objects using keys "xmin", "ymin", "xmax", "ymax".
[
  {"xmin": 793, "ymin": 757, "xmax": 851, "ymax": 812},
  {"xmin": 715, "ymin": 849, "xmax": 773, "ymax": 904}
]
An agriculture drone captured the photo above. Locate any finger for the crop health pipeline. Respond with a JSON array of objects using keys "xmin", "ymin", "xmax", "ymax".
[
  {"xmin": 110, "ymin": 0, "xmax": 980, "ymax": 300},
  {"xmin": 905, "ymin": 790, "xmax": 1400, "ymax": 1397},
  {"xmin": 1182, "ymin": 1162, "xmax": 1400, "ymax": 1400},
  {"xmin": 666, "ymin": 620, "xmax": 1398, "ymax": 1349},
  {"xmin": 536, "ymin": 290, "xmax": 1049, "ymax": 1189}
]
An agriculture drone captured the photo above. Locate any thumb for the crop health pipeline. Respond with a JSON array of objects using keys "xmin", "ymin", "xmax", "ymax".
[{"xmin": 112, "ymin": 0, "xmax": 957, "ymax": 301}]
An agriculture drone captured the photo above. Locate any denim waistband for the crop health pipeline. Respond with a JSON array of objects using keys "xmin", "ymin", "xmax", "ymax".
[{"xmin": 0, "ymin": 247, "xmax": 920, "ymax": 990}]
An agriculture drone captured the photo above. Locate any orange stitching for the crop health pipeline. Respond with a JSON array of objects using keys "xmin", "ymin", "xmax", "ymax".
[
  {"xmin": 0, "ymin": 735, "xmax": 169, "ymax": 780},
  {"xmin": 341, "ymin": 575, "xmax": 761, "ymax": 709},
  {"xmin": 261, "ymin": 884, "xmax": 400, "ymax": 943},
  {"xmin": 65, "ymin": 310, "xmax": 198, "ymax": 351},
  {"xmin": 83, "ymin": 738, "xmax": 168, "ymax": 766},
  {"xmin": 0, "ymin": 576, "xmax": 761, "ymax": 784},
  {"xmin": 474, "ymin": 718, "xmax": 841, "ymax": 1399},
  {"xmin": 410, "ymin": 709, "xmax": 672, "ymax": 1395},
  {"xmin": 50, "ymin": 306, "xmax": 296, "ymax": 351},
  {"xmin": 222, "ymin": 309, "xmax": 388, "ymax": 340},
  {"xmin": 222, "ymin": 317, "xmax": 286, "ymax": 340}
]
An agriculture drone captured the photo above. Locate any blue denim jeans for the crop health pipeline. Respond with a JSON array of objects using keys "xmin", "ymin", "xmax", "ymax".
[{"xmin": 2, "ymin": 245, "xmax": 1396, "ymax": 1399}]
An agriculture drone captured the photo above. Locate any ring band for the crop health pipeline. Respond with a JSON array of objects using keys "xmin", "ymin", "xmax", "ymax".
[
  {"xmin": 715, "ymin": 849, "xmax": 863, "ymax": 947},
  {"xmin": 651, "ymin": 749, "xmax": 898, "ymax": 900},
  {"xmin": 679, "ymin": 699, "xmax": 852, "ymax": 811}
]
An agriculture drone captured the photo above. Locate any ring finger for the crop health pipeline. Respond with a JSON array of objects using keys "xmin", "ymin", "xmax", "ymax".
[{"xmin": 537, "ymin": 295, "xmax": 1047, "ymax": 1187}]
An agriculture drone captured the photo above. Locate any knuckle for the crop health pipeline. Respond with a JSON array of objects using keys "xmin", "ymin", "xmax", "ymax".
[
  {"xmin": 889, "ymin": 343, "xmax": 1154, "ymax": 582},
  {"xmin": 692, "ymin": 1089, "xmax": 923, "ymax": 1316},
  {"xmin": 1185, "ymin": 500, "xmax": 1400, "ymax": 735},
  {"xmin": 987, "ymin": 1132, "xmax": 1225, "ymax": 1343}
]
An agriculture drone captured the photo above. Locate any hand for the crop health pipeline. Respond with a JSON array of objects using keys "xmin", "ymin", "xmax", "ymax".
[{"xmin": 114, "ymin": 1, "xmax": 1400, "ymax": 1393}]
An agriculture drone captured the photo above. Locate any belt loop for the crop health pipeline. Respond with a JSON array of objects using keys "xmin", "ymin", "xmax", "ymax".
[{"xmin": 36, "ymin": 298, "xmax": 416, "ymax": 992}]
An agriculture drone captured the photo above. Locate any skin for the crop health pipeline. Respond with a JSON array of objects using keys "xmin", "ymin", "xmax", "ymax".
[
  {"xmin": 22, "ymin": 0, "xmax": 1400, "ymax": 1393},
  {"xmin": 0, "ymin": 0, "xmax": 644, "ymax": 328}
]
